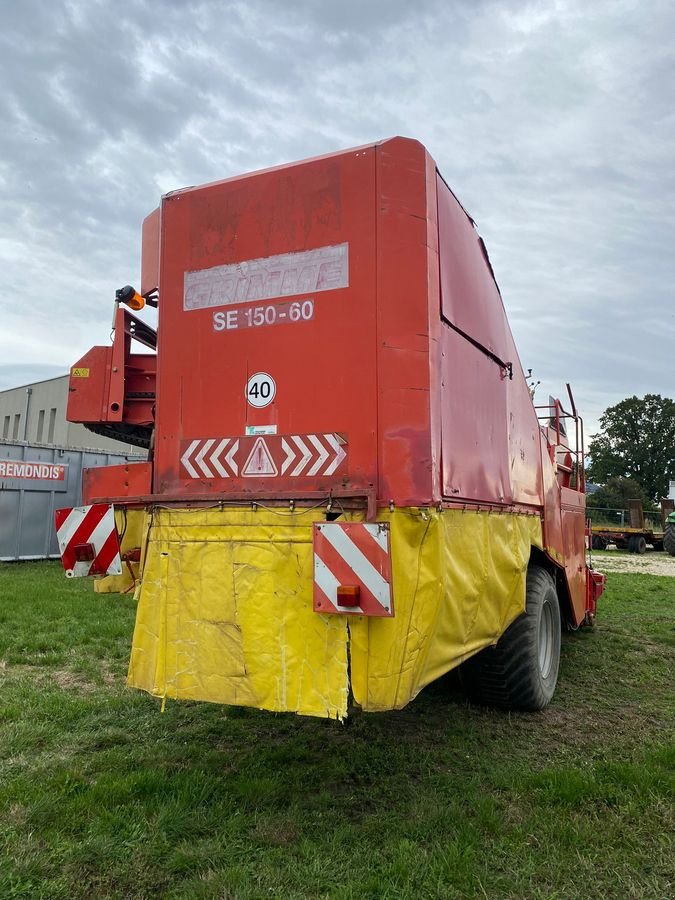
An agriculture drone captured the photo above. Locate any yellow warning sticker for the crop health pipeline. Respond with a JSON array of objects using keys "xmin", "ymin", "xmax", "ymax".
[{"xmin": 71, "ymin": 367, "xmax": 90, "ymax": 378}]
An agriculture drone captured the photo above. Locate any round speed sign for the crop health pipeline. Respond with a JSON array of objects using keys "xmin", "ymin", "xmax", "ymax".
[{"xmin": 245, "ymin": 372, "xmax": 276, "ymax": 408}]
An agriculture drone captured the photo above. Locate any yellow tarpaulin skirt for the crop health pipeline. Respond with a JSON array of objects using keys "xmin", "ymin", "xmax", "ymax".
[
  {"xmin": 128, "ymin": 506, "xmax": 542, "ymax": 719},
  {"xmin": 94, "ymin": 507, "xmax": 145, "ymax": 594}
]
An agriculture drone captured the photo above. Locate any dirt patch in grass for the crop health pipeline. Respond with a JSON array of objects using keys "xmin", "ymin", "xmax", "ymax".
[
  {"xmin": 540, "ymin": 700, "xmax": 666, "ymax": 747},
  {"xmin": 252, "ymin": 818, "xmax": 299, "ymax": 847},
  {"xmin": 0, "ymin": 660, "xmax": 119, "ymax": 693},
  {"xmin": 592, "ymin": 550, "xmax": 675, "ymax": 577}
]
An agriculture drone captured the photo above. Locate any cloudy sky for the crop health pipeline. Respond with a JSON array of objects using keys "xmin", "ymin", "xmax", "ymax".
[{"xmin": 1, "ymin": 0, "xmax": 673, "ymax": 436}]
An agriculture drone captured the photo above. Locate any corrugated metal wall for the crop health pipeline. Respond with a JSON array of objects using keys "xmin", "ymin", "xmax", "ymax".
[{"xmin": 0, "ymin": 441, "xmax": 143, "ymax": 561}]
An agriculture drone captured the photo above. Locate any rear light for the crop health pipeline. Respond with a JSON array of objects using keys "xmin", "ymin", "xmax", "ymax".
[
  {"xmin": 336, "ymin": 585, "xmax": 360, "ymax": 607},
  {"xmin": 73, "ymin": 542, "xmax": 95, "ymax": 562}
]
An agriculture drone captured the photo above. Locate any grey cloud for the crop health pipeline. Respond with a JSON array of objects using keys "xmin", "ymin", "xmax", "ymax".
[
  {"xmin": 1, "ymin": 0, "xmax": 674, "ymax": 437},
  {"xmin": 0, "ymin": 365, "xmax": 67, "ymax": 392}
]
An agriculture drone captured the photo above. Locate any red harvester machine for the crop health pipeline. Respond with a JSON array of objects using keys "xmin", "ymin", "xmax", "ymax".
[{"xmin": 56, "ymin": 137, "xmax": 604, "ymax": 719}]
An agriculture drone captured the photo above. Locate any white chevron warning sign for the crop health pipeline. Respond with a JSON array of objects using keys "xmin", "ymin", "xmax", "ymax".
[
  {"xmin": 242, "ymin": 438, "xmax": 278, "ymax": 477},
  {"xmin": 180, "ymin": 438, "xmax": 239, "ymax": 478},
  {"xmin": 313, "ymin": 522, "xmax": 393, "ymax": 617},
  {"xmin": 179, "ymin": 433, "xmax": 347, "ymax": 480}
]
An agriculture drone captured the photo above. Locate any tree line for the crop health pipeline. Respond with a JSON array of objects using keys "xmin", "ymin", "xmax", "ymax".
[{"xmin": 586, "ymin": 394, "xmax": 675, "ymax": 509}]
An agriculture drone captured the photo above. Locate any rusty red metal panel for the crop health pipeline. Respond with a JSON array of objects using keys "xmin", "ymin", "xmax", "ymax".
[
  {"xmin": 154, "ymin": 145, "xmax": 379, "ymax": 499},
  {"xmin": 436, "ymin": 175, "xmax": 508, "ymax": 361},
  {"xmin": 506, "ymin": 365, "xmax": 543, "ymax": 507},
  {"xmin": 560, "ymin": 487, "xmax": 587, "ymax": 625},
  {"xmin": 67, "ymin": 308, "xmax": 155, "ymax": 437},
  {"xmin": 83, "ymin": 462, "xmax": 152, "ymax": 504},
  {"xmin": 375, "ymin": 138, "xmax": 435, "ymax": 505},
  {"xmin": 436, "ymin": 174, "xmax": 542, "ymax": 507},
  {"xmin": 67, "ymin": 346, "xmax": 113, "ymax": 425},
  {"xmin": 140, "ymin": 207, "xmax": 160, "ymax": 296},
  {"xmin": 540, "ymin": 430, "xmax": 565, "ymax": 559},
  {"xmin": 424, "ymin": 150, "xmax": 442, "ymax": 504},
  {"xmin": 538, "ymin": 429, "xmax": 590, "ymax": 627},
  {"xmin": 440, "ymin": 326, "xmax": 513, "ymax": 504},
  {"xmin": 586, "ymin": 568, "xmax": 605, "ymax": 621}
]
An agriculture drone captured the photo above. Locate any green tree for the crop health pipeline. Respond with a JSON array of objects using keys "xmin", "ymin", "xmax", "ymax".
[
  {"xmin": 586, "ymin": 476, "xmax": 654, "ymax": 512},
  {"xmin": 587, "ymin": 394, "xmax": 675, "ymax": 501}
]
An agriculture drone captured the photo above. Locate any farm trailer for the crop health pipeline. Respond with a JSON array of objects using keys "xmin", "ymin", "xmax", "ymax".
[
  {"xmin": 55, "ymin": 137, "xmax": 604, "ymax": 719},
  {"xmin": 590, "ymin": 499, "xmax": 667, "ymax": 553}
]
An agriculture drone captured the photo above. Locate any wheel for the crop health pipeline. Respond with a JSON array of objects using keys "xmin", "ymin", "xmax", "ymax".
[
  {"xmin": 462, "ymin": 565, "xmax": 561, "ymax": 711},
  {"xmin": 628, "ymin": 535, "xmax": 647, "ymax": 554},
  {"xmin": 664, "ymin": 524, "xmax": 675, "ymax": 556},
  {"xmin": 591, "ymin": 535, "xmax": 607, "ymax": 550}
]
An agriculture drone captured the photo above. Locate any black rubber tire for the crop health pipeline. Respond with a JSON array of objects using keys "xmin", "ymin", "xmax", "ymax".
[
  {"xmin": 591, "ymin": 535, "xmax": 607, "ymax": 550},
  {"xmin": 628, "ymin": 535, "xmax": 647, "ymax": 554},
  {"xmin": 462, "ymin": 566, "xmax": 561, "ymax": 711},
  {"xmin": 664, "ymin": 524, "xmax": 675, "ymax": 556}
]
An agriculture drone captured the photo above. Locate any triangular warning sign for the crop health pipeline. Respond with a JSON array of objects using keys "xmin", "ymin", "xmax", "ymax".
[{"xmin": 242, "ymin": 437, "xmax": 278, "ymax": 477}]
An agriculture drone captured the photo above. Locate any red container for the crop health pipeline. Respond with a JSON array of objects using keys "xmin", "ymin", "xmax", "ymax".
[{"xmin": 148, "ymin": 138, "xmax": 537, "ymax": 513}]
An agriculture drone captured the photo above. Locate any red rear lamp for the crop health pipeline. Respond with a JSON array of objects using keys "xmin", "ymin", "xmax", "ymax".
[
  {"xmin": 73, "ymin": 542, "xmax": 95, "ymax": 562},
  {"xmin": 336, "ymin": 585, "xmax": 360, "ymax": 607}
]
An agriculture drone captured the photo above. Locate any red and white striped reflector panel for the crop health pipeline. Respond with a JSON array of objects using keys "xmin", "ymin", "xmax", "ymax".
[
  {"xmin": 54, "ymin": 504, "xmax": 122, "ymax": 578},
  {"xmin": 313, "ymin": 522, "xmax": 393, "ymax": 617}
]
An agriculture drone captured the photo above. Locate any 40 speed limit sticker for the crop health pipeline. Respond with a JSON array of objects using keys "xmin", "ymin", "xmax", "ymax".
[
  {"xmin": 213, "ymin": 298, "xmax": 314, "ymax": 332},
  {"xmin": 246, "ymin": 372, "xmax": 276, "ymax": 408}
]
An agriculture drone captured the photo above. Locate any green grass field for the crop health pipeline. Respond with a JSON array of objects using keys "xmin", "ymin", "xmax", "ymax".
[{"xmin": 1, "ymin": 562, "xmax": 673, "ymax": 899}]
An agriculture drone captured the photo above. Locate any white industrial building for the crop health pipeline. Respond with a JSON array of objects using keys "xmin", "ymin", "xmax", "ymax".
[
  {"xmin": 1, "ymin": 374, "xmax": 145, "ymax": 560},
  {"xmin": 0, "ymin": 375, "xmax": 143, "ymax": 456}
]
